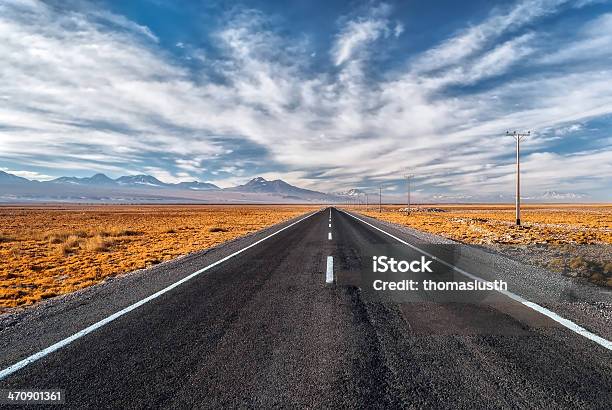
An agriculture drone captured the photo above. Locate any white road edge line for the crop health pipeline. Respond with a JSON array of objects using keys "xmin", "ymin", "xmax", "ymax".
[
  {"xmin": 328, "ymin": 232, "xmax": 332, "ymax": 240},
  {"xmin": 326, "ymin": 256, "xmax": 334, "ymax": 283},
  {"xmin": 0, "ymin": 210, "xmax": 321, "ymax": 381},
  {"xmin": 340, "ymin": 209, "xmax": 612, "ymax": 351}
]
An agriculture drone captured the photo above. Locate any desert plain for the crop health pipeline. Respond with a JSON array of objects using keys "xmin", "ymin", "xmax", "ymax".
[
  {"xmin": 357, "ymin": 203, "xmax": 612, "ymax": 287},
  {"xmin": 0, "ymin": 205, "xmax": 317, "ymax": 309},
  {"xmin": 1, "ymin": 203, "xmax": 610, "ymax": 310}
]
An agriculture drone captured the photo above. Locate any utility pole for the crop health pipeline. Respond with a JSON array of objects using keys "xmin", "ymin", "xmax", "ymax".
[
  {"xmin": 506, "ymin": 130, "xmax": 530, "ymax": 226},
  {"xmin": 365, "ymin": 193, "xmax": 368, "ymax": 211},
  {"xmin": 379, "ymin": 186, "xmax": 382, "ymax": 213},
  {"xmin": 404, "ymin": 170, "xmax": 414, "ymax": 214}
]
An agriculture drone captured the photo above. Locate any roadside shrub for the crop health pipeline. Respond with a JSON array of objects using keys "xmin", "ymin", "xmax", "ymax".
[
  {"xmin": 101, "ymin": 228, "xmax": 140, "ymax": 237},
  {"xmin": 48, "ymin": 232, "xmax": 69, "ymax": 244},
  {"xmin": 209, "ymin": 227, "xmax": 228, "ymax": 233},
  {"xmin": 56, "ymin": 235, "xmax": 81, "ymax": 256},
  {"xmin": 84, "ymin": 235, "xmax": 115, "ymax": 252}
]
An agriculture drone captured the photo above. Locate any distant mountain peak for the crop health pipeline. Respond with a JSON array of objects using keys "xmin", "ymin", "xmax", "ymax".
[
  {"xmin": 0, "ymin": 170, "xmax": 30, "ymax": 183},
  {"xmin": 51, "ymin": 173, "xmax": 116, "ymax": 186},
  {"xmin": 176, "ymin": 181, "xmax": 220, "ymax": 190},
  {"xmin": 244, "ymin": 176, "xmax": 269, "ymax": 186},
  {"xmin": 115, "ymin": 174, "xmax": 166, "ymax": 187},
  {"xmin": 339, "ymin": 188, "xmax": 366, "ymax": 196},
  {"xmin": 228, "ymin": 176, "xmax": 329, "ymax": 200},
  {"xmin": 90, "ymin": 173, "xmax": 112, "ymax": 180},
  {"xmin": 88, "ymin": 173, "xmax": 115, "ymax": 185}
]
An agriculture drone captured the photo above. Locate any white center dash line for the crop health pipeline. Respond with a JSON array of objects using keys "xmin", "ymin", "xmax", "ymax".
[
  {"xmin": 326, "ymin": 256, "xmax": 334, "ymax": 283},
  {"xmin": 328, "ymin": 223, "xmax": 331, "ymax": 228},
  {"xmin": 328, "ymin": 232, "xmax": 332, "ymax": 240}
]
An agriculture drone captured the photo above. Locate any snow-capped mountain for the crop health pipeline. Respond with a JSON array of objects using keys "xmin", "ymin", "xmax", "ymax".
[
  {"xmin": 228, "ymin": 177, "xmax": 330, "ymax": 199},
  {"xmin": 52, "ymin": 173, "xmax": 117, "ymax": 186},
  {"xmin": 175, "ymin": 181, "xmax": 220, "ymax": 190},
  {"xmin": 337, "ymin": 188, "xmax": 366, "ymax": 196},
  {"xmin": 115, "ymin": 174, "xmax": 168, "ymax": 188}
]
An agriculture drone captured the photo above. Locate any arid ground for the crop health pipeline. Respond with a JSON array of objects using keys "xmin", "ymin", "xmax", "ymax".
[
  {"xmin": 355, "ymin": 204, "xmax": 612, "ymax": 287},
  {"xmin": 0, "ymin": 205, "xmax": 318, "ymax": 309}
]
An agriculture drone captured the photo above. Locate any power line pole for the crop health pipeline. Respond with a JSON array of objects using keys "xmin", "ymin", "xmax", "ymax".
[
  {"xmin": 506, "ymin": 130, "xmax": 530, "ymax": 226},
  {"xmin": 404, "ymin": 171, "xmax": 414, "ymax": 214},
  {"xmin": 379, "ymin": 186, "xmax": 382, "ymax": 213}
]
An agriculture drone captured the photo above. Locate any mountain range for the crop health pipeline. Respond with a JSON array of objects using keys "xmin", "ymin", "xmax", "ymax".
[
  {"xmin": 0, "ymin": 171, "xmax": 335, "ymax": 203},
  {"xmin": 0, "ymin": 171, "xmax": 592, "ymax": 203},
  {"xmin": 48, "ymin": 173, "xmax": 220, "ymax": 190}
]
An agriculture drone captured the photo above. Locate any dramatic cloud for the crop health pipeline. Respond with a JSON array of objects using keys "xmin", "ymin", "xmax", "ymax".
[
  {"xmin": 331, "ymin": 3, "xmax": 399, "ymax": 66},
  {"xmin": 0, "ymin": 0, "xmax": 610, "ymax": 198}
]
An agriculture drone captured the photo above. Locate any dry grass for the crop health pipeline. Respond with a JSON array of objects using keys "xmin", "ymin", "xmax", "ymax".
[
  {"xmin": 355, "ymin": 204, "xmax": 612, "ymax": 245},
  {"xmin": 351, "ymin": 203, "xmax": 612, "ymax": 287},
  {"xmin": 0, "ymin": 205, "xmax": 316, "ymax": 309}
]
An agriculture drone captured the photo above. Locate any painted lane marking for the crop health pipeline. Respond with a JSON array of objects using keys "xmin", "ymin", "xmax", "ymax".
[
  {"xmin": 326, "ymin": 256, "xmax": 334, "ymax": 283},
  {"xmin": 328, "ymin": 232, "xmax": 332, "ymax": 240},
  {"xmin": 340, "ymin": 210, "xmax": 612, "ymax": 351},
  {"xmin": 329, "ymin": 223, "xmax": 331, "ymax": 228},
  {"xmin": 0, "ymin": 211, "xmax": 320, "ymax": 381}
]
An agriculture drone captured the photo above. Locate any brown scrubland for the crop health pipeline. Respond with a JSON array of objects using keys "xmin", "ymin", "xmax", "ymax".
[
  {"xmin": 0, "ymin": 205, "xmax": 317, "ymax": 309},
  {"xmin": 354, "ymin": 204, "xmax": 611, "ymax": 288}
]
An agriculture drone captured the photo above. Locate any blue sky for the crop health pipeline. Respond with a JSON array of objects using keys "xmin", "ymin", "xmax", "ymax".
[{"xmin": 0, "ymin": 0, "xmax": 611, "ymax": 200}]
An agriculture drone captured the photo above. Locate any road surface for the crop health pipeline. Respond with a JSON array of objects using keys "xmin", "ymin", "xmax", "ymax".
[{"xmin": 0, "ymin": 207, "xmax": 610, "ymax": 408}]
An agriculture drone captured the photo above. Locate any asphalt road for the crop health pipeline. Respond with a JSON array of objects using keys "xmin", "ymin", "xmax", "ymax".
[{"xmin": 1, "ymin": 207, "xmax": 611, "ymax": 408}]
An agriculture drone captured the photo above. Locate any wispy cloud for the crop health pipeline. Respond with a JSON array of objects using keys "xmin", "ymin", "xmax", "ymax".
[
  {"xmin": 331, "ymin": 3, "xmax": 399, "ymax": 66},
  {"xmin": 411, "ymin": 0, "xmax": 577, "ymax": 74}
]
